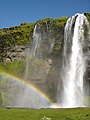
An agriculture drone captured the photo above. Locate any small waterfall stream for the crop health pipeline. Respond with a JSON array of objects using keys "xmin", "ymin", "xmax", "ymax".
[
  {"xmin": 24, "ymin": 21, "xmax": 55, "ymax": 81},
  {"xmin": 19, "ymin": 21, "xmax": 55, "ymax": 108},
  {"xmin": 30, "ymin": 21, "xmax": 55, "ymax": 59}
]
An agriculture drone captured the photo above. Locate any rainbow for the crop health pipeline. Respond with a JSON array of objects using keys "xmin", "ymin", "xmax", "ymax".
[{"xmin": 0, "ymin": 72, "xmax": 52, "ymax": 104}]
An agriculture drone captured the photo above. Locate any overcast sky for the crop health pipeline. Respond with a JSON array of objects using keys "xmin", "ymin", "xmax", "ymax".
[{"xmin": 0, "ymin": 0, "xmax": 90, "ymax": 28}]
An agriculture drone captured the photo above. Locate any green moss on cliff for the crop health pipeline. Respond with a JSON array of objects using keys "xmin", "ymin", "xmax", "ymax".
[
  {"xmin": 0, "ymin": 23, "xmax": 34, "ymax": 47},
  {"xmin": 0, "ymin": 13, "xmax": 90, "ymax": 62},
  {"xmin": 0, "ymin": 23, "xmax": 35, "ymax": 61},
  {"xmin": 53, "ymin": 16, "xmax": 68, "ymax": 27},
  {"xmin": 0, "ymin": 13, "xmax": 89, "ymax": 54},
  {"xmin": 36, "ymin": 18, "xmax": 53, "ymax": 24},
  {"xmin": 0, "ymin": 16, "xmax": 68, "ymax": 51},
  {"xmin": 85, "ymin": 12, "xmax": 90, "ymax": 22},
  {"xmin": 36, "ymin": 17, "xmax": 68, "ymax": 27}
]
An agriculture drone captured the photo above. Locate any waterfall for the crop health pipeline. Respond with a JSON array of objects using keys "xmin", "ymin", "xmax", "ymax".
[
  {"xmin": 22, "ymin": 21, "xmax": 55, "ymax": 108},
  {"xmin": 59, "ymin": 13, "xmax": 90, "ymax": 108},
  {"xmin": 24, "ymin": 21, "xmax": 55, "ymax": 80},
  {"xmin": 30, "ymin": 24, "xmax": 42, "ymax": 58},
  {"xmin": 30, "ymin": 21, "xmax": 55, "ymax": 59}
]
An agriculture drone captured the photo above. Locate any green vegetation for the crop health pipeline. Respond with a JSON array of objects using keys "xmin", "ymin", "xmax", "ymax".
[
  {"xmin": 35, "ymin": 16, "xmax": 68, "ymax": 57},
  {"xmin": 36, "ymin": 17, "xmax": 68, "ymax": 28},
  {"xmin": 0, "ymin": 58, "xmax": 50, "ymax": 80},
  {"xmin": 53, "ymin": 17, "xmax": 68, "ymax": 27},
  {"xmin": 0, "ymin": 60, "xmax": 26, "ymax": 78},
  {"xmin": 0, "ymin": 22, "xmax": 34, "ymax": 61},
  {"xmin": 0, "ymin": 23, "xmax": 34, "ymax": 46},
  {"xmin": 86, "ymin": 12, "xmax": 90, "ymax": 23},
  {"xmin": 36, "ymin": 17, "xmax": 68, "ymax": 26},
  {"xmin": 0, "ymin": 13, "xmax": 89, "ymax": 59},
  {"xmin": 36, "ymin": 18, "xmax": 53, "ymax": 24},
  {"xmin": 0, "ymin": 16, "xmax": 68, "ymax": 62},
  {"xmin": 0, "ymin": 108, "xmax": 90, "ymax": 120}
]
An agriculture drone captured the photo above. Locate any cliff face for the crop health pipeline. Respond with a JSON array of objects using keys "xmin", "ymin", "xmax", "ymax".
[
  {"xmin": 0, "ymin": 17, "xmax": 68, "ymax": 62},
  {"xmin": 0, "ymin": 16, "xmax": 68, "ymax": 102},
  {"xmin": 0, "ymin": 13, "xmax": 90, "ymax": 62},
  {"xmin": 0, "ymin": 13, "xmax": 90, "ymax": 104},
  {"xmin": 0, "ymin": 23, "xmax": 34, "ymax": 62}
]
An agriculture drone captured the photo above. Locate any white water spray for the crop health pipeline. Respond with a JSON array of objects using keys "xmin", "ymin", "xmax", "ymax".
[{"xmin": 59, "ymin": 13, "xmax": 90, "ymax": 108}]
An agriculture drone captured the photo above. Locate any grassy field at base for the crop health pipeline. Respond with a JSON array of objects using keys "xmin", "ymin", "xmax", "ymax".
[{"xmin": 0, "ymin": 108, "xmax": 90, "ymax": 120}]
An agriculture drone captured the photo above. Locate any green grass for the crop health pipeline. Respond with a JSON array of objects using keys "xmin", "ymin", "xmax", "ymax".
[
  {"xmin": 0, "ymin": 108, "xmax": 90, "ymax": 120},
  {"xmin": 0, "ymin": 60, "xmax": 26, "ymax": 78}
]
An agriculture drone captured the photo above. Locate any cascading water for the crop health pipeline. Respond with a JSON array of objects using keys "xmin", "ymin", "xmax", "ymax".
[
  {"xmin": 30, "ymin": 24, "xmax": 42, "ymax": 58},
  {"xmin": 58, "ymin": 13, "xmax": 90, "ymax": 108},
  {"xmin": 30, "ymin": 21, "xmax": 55, "ymax": 59},
  {"xmin": 20, "ymin": 21, "xmax": 55, "ymax": 108},
  {"xmin": 24, "ymin": 21, "xmax": 55, "ymax": 81},
  {"xmin": 24, "ymin": 24, "xmax": 42, "ymax": 80}
]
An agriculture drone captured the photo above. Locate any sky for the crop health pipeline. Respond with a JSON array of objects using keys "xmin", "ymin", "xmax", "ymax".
[{"xmin": 0, "ymin": 0, "xmax": 90, "ymax": 28}]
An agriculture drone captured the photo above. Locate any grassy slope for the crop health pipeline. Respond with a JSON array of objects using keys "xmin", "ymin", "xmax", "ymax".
[
  {"xmin": 0, "ymin": 17, "xmax": 68, "ymax": 47},
  {"xmin": 0, "ymin": 108, "xmax": 90, "ymax": 120},
  {"xmin": 0, "ymin": 60, "xmax": 26, "ymax": 78},
  {"xmin": 0, "ymin": 22, "xmax": 34, "ymax": 46}
]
